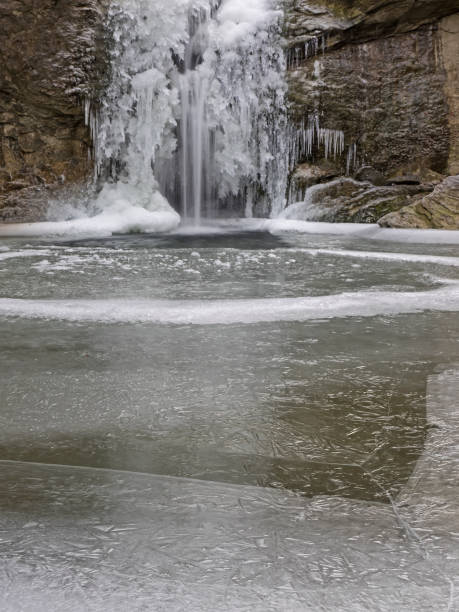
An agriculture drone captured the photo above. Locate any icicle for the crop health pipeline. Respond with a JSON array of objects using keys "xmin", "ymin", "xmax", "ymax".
[
  {"xmin": 346, "ymin": 143, "xmax": 357, "ymax": 175},
  {"xmin": 83, "ymin": 97, "xmax": 99, "ymax": 172},
  {"xmin": 288, "ymin": 113, "xmax": 345, "ymax": 171}
]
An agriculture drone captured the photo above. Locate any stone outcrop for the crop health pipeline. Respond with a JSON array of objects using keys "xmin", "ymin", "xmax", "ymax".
[
  {"xmin": 285, "ymin": 0, "xmax": 459, "ymax": 48},
  {"xmin": 379, "ymin": 175, "xmax": 459, "ymax": 229},
  {"xmin": 282, "ymin": 178, "xmax": 432, "ymax": 224},
  {"xmin": 0, "ymin": 0, "xmax": 108, "ymax": 221},
  {"xmin": 285, "ymin": 0, "xmax": 459, "ymax": 228}
]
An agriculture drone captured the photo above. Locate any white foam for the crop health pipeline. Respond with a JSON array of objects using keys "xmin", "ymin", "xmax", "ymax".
[{"xmin": 0, "ymin": 283, "xmax": 458, "ymax": 324}]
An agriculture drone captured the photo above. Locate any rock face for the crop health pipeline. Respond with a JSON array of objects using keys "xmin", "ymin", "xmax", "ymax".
[
  {"xmin": 285, "ymin": 0, "xmax": 459, "ymax": 228},
  {"xmin": 0, "ymin": 0, "xmax": 108, "ymax": 221},
  {"xmin": 285, "ymin": 0, "xmax": 459, "ymax": 47},
  {"xmin": 440, "ymin": 14, "xmax": 459, "ymax": 176},
  {"xmin": 379, "ymin": 175, "xmax": 459, "ymax": 230}
]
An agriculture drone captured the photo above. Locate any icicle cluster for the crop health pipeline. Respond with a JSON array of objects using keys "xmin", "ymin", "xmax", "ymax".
[
  {"xmin": 289, "ymin": 114, "xmax": 345, "ymax": 170},
  {"xmin": 287, "ymin": 35, "xmax": 327, "ymax": 69}
]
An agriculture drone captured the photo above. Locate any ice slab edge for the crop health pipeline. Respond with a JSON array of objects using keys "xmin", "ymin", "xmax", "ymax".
[{"xmin": 0, "ymin": 283, "xmax": 458, "ymax": 324}]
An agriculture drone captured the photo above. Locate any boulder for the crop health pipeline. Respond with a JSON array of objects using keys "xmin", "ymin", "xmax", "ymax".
[
  {"xmin": 292, "ymin": 161, "xmax": 339, "ymax": 186},
  {"xmin": 379, "ymin": 175, "xmax": 459, "ymax": 229},
  {"xmin": 282, "ymin": 179, "xmax": 431, "ymax": 224}
]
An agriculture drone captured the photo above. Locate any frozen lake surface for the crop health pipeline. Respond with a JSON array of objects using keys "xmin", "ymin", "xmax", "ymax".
[{"xmin": 0, "ymin": 225, "xmax": 458, "ymax": 610}]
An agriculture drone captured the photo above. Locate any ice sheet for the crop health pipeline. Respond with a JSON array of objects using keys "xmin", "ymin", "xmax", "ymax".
[
  {"xmin": 0, "ymin": 249, "xmax": 51, "ymax": 261},
  {"xmin": 2, "ymin": 217, "xmax": 459, "ymax": 244},
  {"xmin": 0, "ymin": 368, "xmax": 458, "ymax": 611},
  {"xmin": 0, "ymin": 281, "xmax": 458, "ymax": 324},
  {"xmin": 293, "ymin": 248, "xmax": 459, "ymax": 268},
  {"xmin": 190, "ymin": 219, "xmax": 459, "ymax": 244},
  {"xmin": 262, "ymin": 219, "xmax": 459, "ymax": 244}
]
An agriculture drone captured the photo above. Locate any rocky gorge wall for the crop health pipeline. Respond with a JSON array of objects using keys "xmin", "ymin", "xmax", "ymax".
[
  {"xmin": 285, "ymin": 0, "xmax": 459, "ymax": 228},
  {"xmin": 0, "ymin": 0, "xmax": 108, "ymax": 221},
  {"xmin": 0, "ymin": 0, "xmax": 458, "ymax": 228}
]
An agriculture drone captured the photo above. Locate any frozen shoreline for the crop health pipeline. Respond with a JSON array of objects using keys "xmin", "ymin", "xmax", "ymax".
[{"xmin": 1, "ymin": 217, "xmax": 459, "ymax": 244}]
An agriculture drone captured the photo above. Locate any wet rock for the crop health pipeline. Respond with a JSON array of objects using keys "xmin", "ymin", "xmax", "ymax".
[
  {"xmin": 288, "ymin": 161, "xmax": 340, "ymax": 202},
  {"xmin": 0, "ymin": 186, "xmax": 53, "ymax": 223},
  {"xmin": 379, "ymin": 175, "xmax": 459, "ymax": 229},
  {"xmin": 282, "ymin": 178, "xmax": 366, "ymax": 220},
  {"xmin": 338, "ymin": 185, "xmax": 431, "ymax": 223},
  {"xmin": 287, "ymin": 25, "xmax": 450, "ymax": 178}
]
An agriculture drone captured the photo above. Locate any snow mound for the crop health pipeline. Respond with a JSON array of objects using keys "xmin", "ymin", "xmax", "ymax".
[{"xmin": 0, "ymin": 185, "xmax": 180, "ymax": 239}]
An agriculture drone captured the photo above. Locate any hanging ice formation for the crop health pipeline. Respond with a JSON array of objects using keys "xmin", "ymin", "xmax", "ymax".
[
  {"xmin": 346, "ymin": 142, "xmax": 358, "ymax": 175},
  {"xmin": 286, "ymin": 113, "xmax": 346, "ymax": 205},
  {"xmin": 288, "ymin": 113, "xmax": 345, "ymax": 171},
  {"xmin": 87, "ymin": 0, "xmax": 287, "ymax": 225},
  {"xmin": 287, "ymin": 35, "xmax": 327, "ymax": 69}
]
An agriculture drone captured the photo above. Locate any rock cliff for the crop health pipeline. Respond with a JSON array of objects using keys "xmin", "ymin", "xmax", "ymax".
[
  {"xmin": 0, "ymin": 0, "xmax": 108, "ymax": 221},
  {"xmin": 285, "ymin": 0, "xmax": 459, "ymax": 228}
]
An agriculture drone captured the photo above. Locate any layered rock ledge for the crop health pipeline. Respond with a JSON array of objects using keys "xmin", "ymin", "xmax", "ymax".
[{"xmin": 379, "ymin": 175, "xmax": 459, "ymax": 229}]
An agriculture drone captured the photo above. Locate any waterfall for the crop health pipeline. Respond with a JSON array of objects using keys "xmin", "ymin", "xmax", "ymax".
[{"xmin": 90, "ymin": 0, "xmax": 287, "ymax": 227}]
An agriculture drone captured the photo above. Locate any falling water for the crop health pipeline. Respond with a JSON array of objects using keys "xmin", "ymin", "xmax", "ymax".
[{"xmin": 90, "ymin": 0, "xmax": 287, "ymax": 225}]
